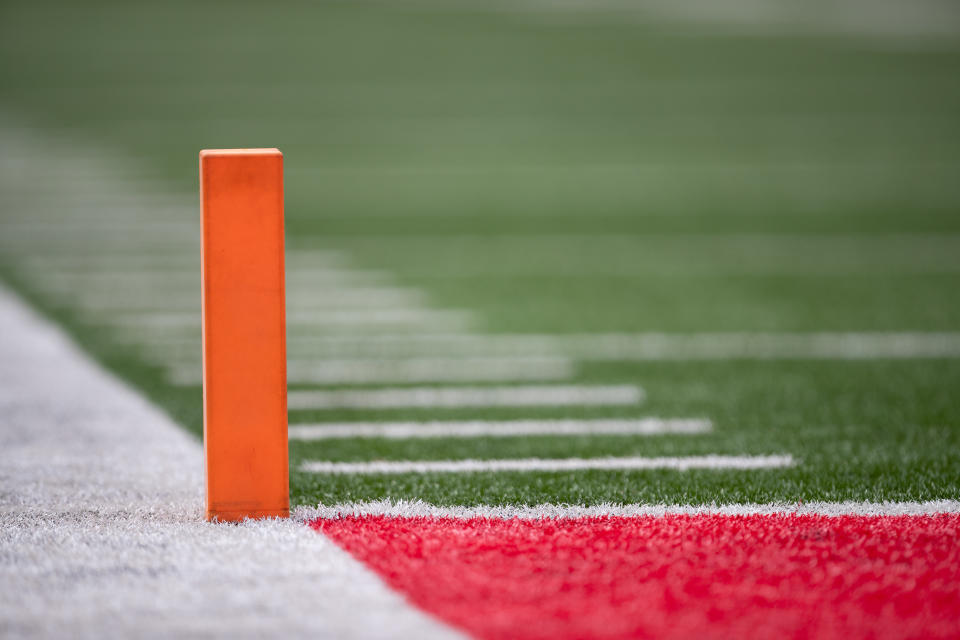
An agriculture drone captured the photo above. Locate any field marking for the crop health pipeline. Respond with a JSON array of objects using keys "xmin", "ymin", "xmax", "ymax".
[
  {"xmin": 17, "ymin": 248, "xmax": 343, "ymax": 270},
  {"xmin": 170, "ymin": 356, "xmax": 575, "ymax": 386},
  {"xmin": 298, "ymin": 498, "xmax": 960, "ymax": 520},
  {"xmin": 285, "ymin": 357, "xmax": 574, "ymax": 384},
  {"xmin": 289, "ymin": 418, "xmax": 708, "ymax": 440},
  {"xmin": 621, "ymin": 0, "xmax": 960, "ymax": 41},
  {"xmin": 296, "ymin": 307, "xmax": 470, "ymax": 326},
  {"xmin": 31, "ymin": 267, "xmax": 391, "ymax": 285},
  {"xmin": 274, "ymin": 332, "xmax": 960, "ymax": 360},
  {"xmin": 94, "ymin": 308, "xmax": 473, "ymax": 330},
  {"xmin": 0, "ymin": 282, "xmax": 459, "ymax": 639},
  {"xmin": 287, "ymin": 384, "xmax": 643, "ymax": 410},
  {"xmin": 69, "ymin": 290, "xmax": 426, "ymax": 312},
  {"xmin": 328, "ymin": 234, "xmax": 960, "ymax": 277},
  {"xmin": 138, "ymin": 331, "xmax": 960, "ymax": 370},
  {"xmin": 559, "ymin": 332, "xmax": 960, "ymax": 360},
  {"xmin": 66, "ymin": 286, "xmax": 427, "ymax": 309},
  {"xmin": 300, "ymin": 454, "xmax": 793, "ymax": 474},
  {"xmin": 63, "ymin": 286, "xmax": 432, "ymax": 316}
]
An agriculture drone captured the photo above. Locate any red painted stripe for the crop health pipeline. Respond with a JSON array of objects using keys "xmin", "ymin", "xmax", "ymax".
[{"xmin": 312, "ymin": 514, "xmax": 960, "ymax": 640}]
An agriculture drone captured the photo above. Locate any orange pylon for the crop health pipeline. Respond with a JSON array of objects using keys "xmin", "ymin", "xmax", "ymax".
[{"xmin": 200, "ymin": 149, "xmax": 289, "ymax": 522}]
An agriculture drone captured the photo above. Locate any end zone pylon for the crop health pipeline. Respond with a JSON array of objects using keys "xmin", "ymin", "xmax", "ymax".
[{"xmin": 200, "ymin": 149, "xmax": 289, "ymax": 522}]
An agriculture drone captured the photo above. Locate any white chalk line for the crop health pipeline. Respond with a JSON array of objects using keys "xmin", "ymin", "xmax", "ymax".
[
  {"xmin": 559, "ymin": 332, "xmax": 960, "ymax": 360},
  {"xmin": 0, "ymin": 278, "xmax": 460, "ymax": 639},
  {"xmin": 30, "ymin": 266, "xmax": 390, "ymax": 285},
  {"xmin": 169, "ymin": 357, "xmax": 575, "ymax": 386},
  {"xmin": 289, "ymin": 417, "xmax": 709, "ymax": 440},
  {"xmin": 287, "ymin": 384, "xmax": 643, "ymax": 410},
  {"xmin": 295, "ymin": 498, "xmax": 960, "ymax": 521},
  {"xmin": 285, "ymin": 357, "xmax": 574, "ymax": 384},
  {"xmin": 65, "ymin": 287, "xmax": 428, "ymax": 312},
  {"xmin": 300, "ymin": 454, "xmax": 794, "ymax": 475},
  {"xmin": 90, "ymin": 308, "xmax": 474, "ymax": 329},
  {"xmin": 273, "ymin": 331, "xmax": 960, "ymax": 360},
  {"xmin": 139, "ymin": 332, "xmax": 960, "ymax": 378}
]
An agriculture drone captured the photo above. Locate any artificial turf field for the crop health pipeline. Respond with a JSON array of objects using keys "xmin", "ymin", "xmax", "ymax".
[
  {"xmin": 3, "ymin": 0, "xmax": 960, "ymax": 507},
  {"xmin": 1, "ymin": 2, "xmax": 960, "ymax": 637}
]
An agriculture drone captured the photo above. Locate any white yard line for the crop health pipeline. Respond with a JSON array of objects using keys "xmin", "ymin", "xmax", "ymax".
[
  {"xmin": 286, "ymin": 287, "xmax": 429, "ymax": 310},
  {"xmin": 0, "ymin": 283, "xmax": 461, "ymax": 640},
  {"xmin": 285, "ymin": 357, "xmax": 574, "ymax": 384},
  {"xmin": 297, "ymin": 498, "xmax": 960, "ymax": 521},
  {"xmin": 18, "ymin": 248, "xmax": 342, "ymax": 270},
  {"xmin": 283, "ymin": 309, "xmax": 473, "ymax": 331},
  {"xmin": 169, "ymin": 356, "xmax": 575, "ymax": 386},
  {"xmin": 289, "ymin": 417, "xmax": 709, "ymax": 440},
  {"xmin": 300, "ymin": 454, "xmax": 794, "ymax": 474},
  {"xmin": 287, "ymin": 384, "xmax": 644, "ymax": 410},
  {"xmin": 558, "ymin": 332, "xmax": 960, "ymax": 360},
  {"xmin": 618, "ymin": 0, "xmax": 960, "ymax": 42},
  {"xmin": 31, "ymin": 267, "xmax": 391, "ymax": 287},
  {"xmin": 159, "ymin": 331, "xmax": 960, "ymax": 376},
  {"xmin": 65, "ymin": 287, "xmax": 428, "ymax": 312},
  {"xmin": 93, "ymin": 308, "xmax": 474, "ymax": 330},
  {"xmin": 275, "ymin": 332, "xmax": 960, "ymax": 360}
]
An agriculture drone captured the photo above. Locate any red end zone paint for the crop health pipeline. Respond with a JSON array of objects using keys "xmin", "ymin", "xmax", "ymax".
[{"xmin": 312, "ymin": 514, "xmax": 960, "ymax": 640}]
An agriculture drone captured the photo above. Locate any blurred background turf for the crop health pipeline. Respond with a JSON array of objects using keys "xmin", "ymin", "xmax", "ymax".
[
  {"xmin": 3, "ymin": 0, "xmax": 959, "ymax": 334},
  {"xmin": 1, "ymin": 2, "xmax": 958, "ymax": 226}
]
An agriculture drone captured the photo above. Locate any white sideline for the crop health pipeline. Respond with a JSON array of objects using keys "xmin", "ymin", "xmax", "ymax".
[
  {"xmin": 296, "ymin": 498, "xmax": 960, "ymax": 521},
  {"xmin": 289, "ymin": 418, "xmax": 710, "ymax": 440},
  {"xmin": 287, "ymin": 384, "xmax": 643, "ymax": 410},
  {"xmin": 0, "ymin": 284, "xmax": 461, "ymax": 640},
  {"xmin": 300, "ymin": 454, "xmax": 794, "ymax": 474}
]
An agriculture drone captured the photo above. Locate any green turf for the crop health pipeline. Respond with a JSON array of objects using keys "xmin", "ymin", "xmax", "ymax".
[
  {"xmin": 1, "ymin": 0, "xmax": 959, "ymax": 506},
  {"xmin": 286, "ymin": 360, "xmax": 960, "ymax": 505}
]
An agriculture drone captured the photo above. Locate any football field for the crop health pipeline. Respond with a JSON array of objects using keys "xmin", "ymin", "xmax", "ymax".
[{"xmin": 2, "ymin": 1, "xmax": 960, "ymax": 637}]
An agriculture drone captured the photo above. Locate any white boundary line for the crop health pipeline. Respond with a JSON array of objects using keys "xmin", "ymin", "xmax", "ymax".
[
  {"xmin": 0, "ymin": 280, "xmax": 460, "ymax": 639},
  {"xmin": 287, "ymin": 384, "xmax": 644, "ymax": 410},
  {"xmin": 300, "ymin": 454, "xmax": 794, "ymax": 474},
  {"xmin": 296, "ymin": 498, "xmax": 960, "ymax": 520},
  {"xmin": 289, "ymin": 418, "xmax": 709, "ymax": 440}
]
